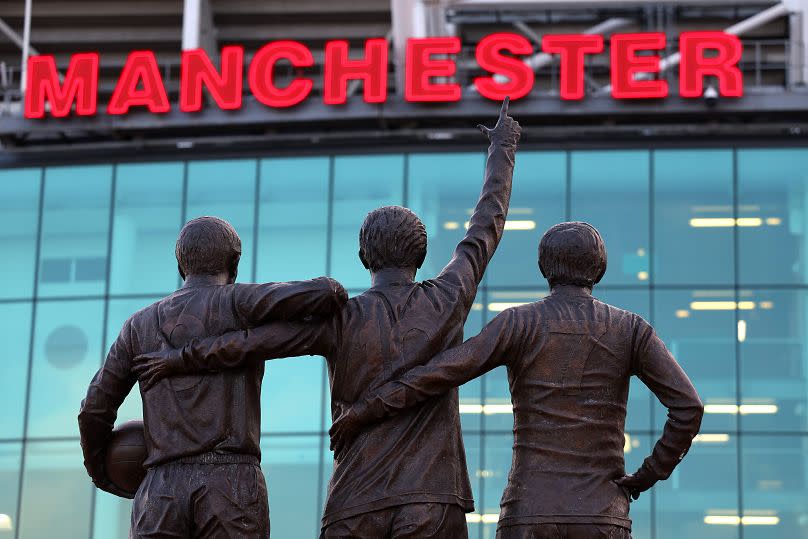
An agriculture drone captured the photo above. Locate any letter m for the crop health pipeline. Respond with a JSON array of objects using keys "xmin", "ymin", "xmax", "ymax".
[{"xmin": 25, "ymin": 53, "xmax": 99, "ymax": 118}]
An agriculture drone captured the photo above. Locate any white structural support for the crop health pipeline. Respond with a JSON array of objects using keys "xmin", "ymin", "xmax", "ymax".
[
  {"xmin": 391, "ymin": 0, "xmax": 455, "ymax": 94},
  {"xmin": 19, "ymin": 0, "xmax": 32, "ymax": 95},
  {"xmin": 182, "ymin": 0, "xmax": 217, "ymax": 55},
  {"xmin": 598, "ymin": 1, "xmax": 792, "ymax": 94},
  {"xmin": 784, "ymin": 0, "xmax": 808, "ymax": 85}
]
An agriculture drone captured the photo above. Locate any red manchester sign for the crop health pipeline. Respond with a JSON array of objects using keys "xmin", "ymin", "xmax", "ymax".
[{"xmin": 24, "ymin": 32, "xmax": 744, "ymax": 118}]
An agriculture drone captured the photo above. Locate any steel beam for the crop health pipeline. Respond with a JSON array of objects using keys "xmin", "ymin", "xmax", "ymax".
[{"xmin": 182, "ymin": 0, "xmax": 216, "ymax": 55}]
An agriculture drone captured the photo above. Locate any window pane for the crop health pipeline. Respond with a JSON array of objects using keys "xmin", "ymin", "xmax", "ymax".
[
  {"xmin": 461, "ymin": 433, "xmax": 482, "ymax": 537},
  {"xmin": 571, "ymin": 151, "xmax": 650, "ymax": 286},
  {"xmin": 20, "ymin": 441, "xmax": 92, "ymax": 538},
  {"xmin": 742, "ymin": 435, "xmax": 808, "ymax": 538},
  {"xmin": 739, "ymin": 290, "xmax": 806, "ymax": 432},
  {"xmin": 0, "ymin": 303, "xmax": 32, "ymax": 438},
  {"xmin": 738, "ymin": 149, "xmax": 808, "ymax": 285},
  {"xmin": 654, "ymin": 150, "xmax": 734, "ymax": 285},
  {"xmin": 488, "ymin": 151, "xmax": 566, "ymax": 287},
  {"xmin": 331, "ymin": 155, "xmax": 404, "ymax": 289},
  {"xmin": 624, "ymin": 433, "xmax": 652, "ymax": 539},
  {"xmin": 186, "ymin": 160, "xmax": 257, "ymax": 282},
  {"xmin": 92, "ymin": 489, "xmax": 132, "ymax": 539},
  {"xmin": 0, "ymin": 168, "xmax": 39, "ymax": 299},
  {"xmin": 256, "ymin": 158, "xmax": 329, "ymax": 282},
  {"xmin": 460, "ymin": 294, "xmax": 484, "ymax": 433},
  {"xmin": 39, "ymin": 166, "xmax": 112, "ymax": 297},
  {"xmin": 28, "ymin": 300, "xmax": 105, "ymax": 437},
  {"xmin": 109, "ymin": 163, "xmax": 184, "ymax": 295},
  {"xmin": 654, "ymin": 290, "xmax": 737, "ymax": 432},
  {"xmin": 261, "ymin": 435, "xmax": 320, "ymax": 538},
  {"xmin": 482, "ymin": 433, "xmax": 510, "ymax": 539},
  {"xmin": 262, "ymin": 357, "xmax": 325, "ymax": 433},
  {"xmin": 408, "ymin": 152, "xmax": 487, "ymax": 282},
  {"xmin": 0, "ymin": 443, "xmax": 21, "ymax": 536},
  {"xmin": 656, "ymin": 433, "xmax": 739, "ymax": 539},
  {"xmin": 597, "ymin": 289, "xmax": 652, "ymax": 431}
]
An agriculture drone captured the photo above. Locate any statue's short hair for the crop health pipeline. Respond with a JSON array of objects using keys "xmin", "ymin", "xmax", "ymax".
[
  {"xmin": 539, "ymin": 221, "xmax": 607, "ymax": 288},
  {"xmin": 175, "ymin": 216, "xmax": 242, "ymax": 280},
  {"xmin": 359, "ymin": 206, "xmax": 427, "ymax": 272}
]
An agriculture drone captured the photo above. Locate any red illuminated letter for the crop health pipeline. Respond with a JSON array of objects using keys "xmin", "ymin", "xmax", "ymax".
[
  {"xmin": 405, "ymin": 37, "xmax": 461, "ymax": 102},
  {"xmin": 474, "ymin": 33, "xmax": 534, "ymax": 101},
  {"xmin": 324, "ymin": 39, "xmax": 388, "ymax": 104},
  {"xmin": 25, "ymin": 53, "xmax": 98, "ymax": 118},
  {"xmin": 249, "ymin": 41, "xmax": 314, "ymax": 108},
  {"xmin": 610, "ymin": 33, "xmax": 668, "ymax": 99},
  {"xmin": 541, "ymin": 34, "xmax": 603, "ymax": 100},
  {"xmin": 180, "ymin": 47, "xmax": 244, "ymax": 112},
  {"xmin": 107, "ymin": 51, "xmax": 170, "ymax": 115},
  {"xmin": 679, "ymin": 31, "xmax": 743, "ymax": 98}
]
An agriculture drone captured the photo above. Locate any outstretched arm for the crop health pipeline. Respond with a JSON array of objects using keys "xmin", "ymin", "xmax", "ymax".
[
  {"xmin": 436, "ymin": 98, "xmax": 520, "ymax": 310},
  {"xmin": 329, "ymin": 308, "xmax": 522, "ymax": 456},
  {"xmin": 616, "ymin": 319, "xmax": 704, "ymax": 500},
  {"xmin": 78, "ymin": 321, "xmax": 138, "ymax": 499},
  {"xmin": 233, "ymin": 276, "xmax": 347, "ymax": 326},
  {"xmin": 132, "ymin": 320, "xmax": 333, "ymax": 390}
]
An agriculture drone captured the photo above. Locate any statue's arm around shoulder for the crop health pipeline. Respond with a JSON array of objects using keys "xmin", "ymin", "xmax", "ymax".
[
  {"xmin": 329, "ymin": 307, "xmax": 523, "ymax": 457},
  {"xmin": 233, "ymin": 276, "xmax": 347, "ymax": 326},
  {"xmin": 435, "ymin": 98, "xmax": 520, "ymax": 308},
  {"xmin": 132, "ymin": 318, "xmax": 336, "ymax": 391}
]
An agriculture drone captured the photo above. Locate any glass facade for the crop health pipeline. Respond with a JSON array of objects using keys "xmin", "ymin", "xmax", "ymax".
[{"xmin": 1, "ymin": 147, "xmax": 807, "ymax": 539}]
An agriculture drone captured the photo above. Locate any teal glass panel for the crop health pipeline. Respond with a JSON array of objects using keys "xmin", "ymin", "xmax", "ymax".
[
  {"xmin": 186, "ymin": 160, "xmax": 257, "ymax": 282},
  {"xmin": 27, "ymin": 300, "xmax": 105, "ymax": 437},
  {"xmin": 571, "ymin": 151, "xmax": 650, "ymax": 286},
  {"xmin": 742, "ymin": 435, "xmax": 808, "ymax": 538},
  {"xmin": 109, "ymin": 162, "xmax": 184, "ymax": 295},
  {"xmin": 0, "ymin": 303, "xmax": 32, "ymax": 438},
  {"xmin": 260, "ymin": 435, "xmax": 321, "ymax": 538},
  {"xmin": 738, "ymin": 149, "xmax": 808, "ymax": 285},
  {"xmin": 256, "ymin": 157, "xmax": 329, "ymax": 282},
  {"xmin": 92, "ymin": 489, "xmax": 132, "ymax": 539},
  {"xmin": 653, "ymin": 290, "xmax": 737, "ymax": 432},
  {"xmin": 39, "ymin": 165, "xmax": 112, "ymax": 297},
  {"xmin": 488, "ymin": 151, "xmax": 567, "ymax": 287},
  {"xmin": 654, "ymin": 150, "xmax": 734, "ymax": 285},
  {"xmin": 408, "ymin": 152, "xmax": 486, "ymax": 281},
  {"xmin": 0, "ymin": 168, "xmax": 39, "ymax": 300},
  {"xmin": 623, "ymin": 433, "xmax": 652, "ymax": 539},
  {"xmin": 656, "ymin": 433, "xmax": 739, "ymax": 539},
  {"xmin": 331, "ymin": 155, "xmax": 404, "ymax": 289},
  {"xmin": 0, "ymin": 443, "xmax": 21, "ymax": 537},
  {"xmin": 739, "ymin": 289, "xmax": 807, "ymax": 432},
  {"xmin": 19, "ymin": 441, "xmax": 93, "ymax": 538},
  {"xmin": 262, "ymin": 356, "xmax": 325, "ymax": 433},
  {"xmin": 597, "ymin": 289, "xmax": 652, "ymax": 431},
  {"xmin": 462, "ymin": 433, "xmax": 482, "ymax": 538}
]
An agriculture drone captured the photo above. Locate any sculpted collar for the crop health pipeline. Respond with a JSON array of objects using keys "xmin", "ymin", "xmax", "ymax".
[
  {"xmin": 371, "ymin": 268, "xmax": 416, "ymax": 288},
  {"xmin": 550, "ymin": 284, "xmax": 593, "ymax": 298}
]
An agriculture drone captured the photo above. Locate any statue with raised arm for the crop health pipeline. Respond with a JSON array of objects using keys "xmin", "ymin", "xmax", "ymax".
[
  {"xmin": 329, "ymin": 221, "xmax": 704, "ymax": 539},
  {"xmin": 78, "ymin": 216, "xmax": 347, "ymax": 538},
  {"xmin": 132, "ymin": 98, "xmax": 521, "ymax": 538}
]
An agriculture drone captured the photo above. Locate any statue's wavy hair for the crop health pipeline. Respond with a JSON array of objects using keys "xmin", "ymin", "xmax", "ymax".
[
  {"xmin": 538, "ymin": 221, "xmax": 607, "ymax": 288},
  {"xmin": 359, "ymin": 206, "xmax": 427, "ymax": 272},
  {"xmin": 175, "ymin": 216, "xmax": 242, "ymax": 281}
]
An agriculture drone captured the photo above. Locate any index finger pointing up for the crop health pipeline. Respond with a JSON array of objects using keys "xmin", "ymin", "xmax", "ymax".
[{"xmin": 499, "ymin": 96, "xmax": 510, "ymax": 121}]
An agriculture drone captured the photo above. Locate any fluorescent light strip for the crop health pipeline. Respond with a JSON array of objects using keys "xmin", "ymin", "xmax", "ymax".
[
  {"xmin": 704, "ymin": 404, "xmax": 778, "ymax": 415},
  {"xmin": 689, "ymin": 218, "xmax": 769, "ymax": 228},
  {"xmin": 488, "ymin": 302, "xmax": 529, "ymax": 311},
  {"xmin": 459, "ymin": 404, "xmax": 513, "ymax": 415},
  {"xmin": 464, "ymin": 220, "xmax": 536, "ymax": 231},
  {"xmin": 690, "ymin": 301, "xmax": 755, "ymax": 311},
  {"xmin": 466, "ymin": 513, "xmax": 500, "ymax": 524},
  {"xmin": 704, "ymin": 515, "xmax": 780, "ymax": 526},
  {"xmin": 694, "ymin": 433, "xmax": 730, "ymax": 443}
]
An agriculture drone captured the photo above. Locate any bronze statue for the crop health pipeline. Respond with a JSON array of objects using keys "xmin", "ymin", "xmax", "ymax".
[
  {"xmin": 328, "ymin": 221, "xmax": 704, "ymax": 539},
  {"xmin": 132, "ymin": 98, "xmax": 521, "ymax": 538},
  {"xmin": 78, "ymin": 216, "xmax": 347, "ymax": 538}
]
